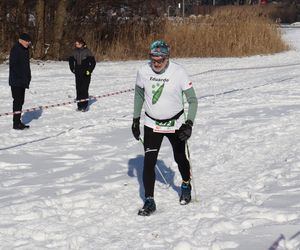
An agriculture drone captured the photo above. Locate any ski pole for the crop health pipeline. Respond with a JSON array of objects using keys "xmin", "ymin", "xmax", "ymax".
[
  {"xmin": 139, "ymin": 138, "xmax": 170, "ymax": 187},
  {"xmin": 268, "ymin": 234, "xmax": 285, "ymax": 250},
  {"xmin": 185, "ymin": 141, "xmax": 198, "ymax": 202},
  {"xmin": 182, "ymin": 95, "xmax": 199, "ymax": 202}
]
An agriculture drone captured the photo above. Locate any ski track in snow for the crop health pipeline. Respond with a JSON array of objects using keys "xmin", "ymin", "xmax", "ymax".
[{"xmin": 0, "ymin": 27, "xmax": 299, "ymax": 249}]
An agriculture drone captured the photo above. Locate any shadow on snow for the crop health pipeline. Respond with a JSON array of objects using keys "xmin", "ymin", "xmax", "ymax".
[{"xmin": 128, "ymin": 154, "xmax": 180, "ymax": 201}]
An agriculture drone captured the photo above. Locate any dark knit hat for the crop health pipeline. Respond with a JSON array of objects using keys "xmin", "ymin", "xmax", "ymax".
[{"xmin": 19, "ymin": 33, "xmax": 31, "ymax": 42}]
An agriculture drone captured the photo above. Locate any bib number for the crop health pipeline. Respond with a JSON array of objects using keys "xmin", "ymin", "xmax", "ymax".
[{"xmin": 153, "ymin": 119, "xmax": 176, "ymax": 133}]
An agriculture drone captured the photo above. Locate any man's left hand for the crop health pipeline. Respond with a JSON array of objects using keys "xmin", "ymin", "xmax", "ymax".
[{"xmin": 178, "ymin": 120, "xmax": 193, "ymax": 141}]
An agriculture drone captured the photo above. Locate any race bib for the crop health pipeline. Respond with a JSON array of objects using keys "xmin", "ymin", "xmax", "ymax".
[{"xmin": 153, "ymin": 119, "xmax": 177, "ymax": 133}]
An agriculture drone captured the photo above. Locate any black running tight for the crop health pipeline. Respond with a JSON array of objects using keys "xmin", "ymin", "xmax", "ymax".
[{"xmin": 143, "ymin": 125, "xmax": 191, "ymax": 198}]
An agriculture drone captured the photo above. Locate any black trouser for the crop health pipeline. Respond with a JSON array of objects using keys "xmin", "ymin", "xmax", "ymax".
[
  {"xmin": 75, "ymin": 74, "xmax": 90, "ymax": 109},
  {"xmin": 11, "ymin": 86, "xmax": 25, "ymax": 125},
  {"xmin": 143, "ymin": 125, "xmax": 191, "ymax": 198}
]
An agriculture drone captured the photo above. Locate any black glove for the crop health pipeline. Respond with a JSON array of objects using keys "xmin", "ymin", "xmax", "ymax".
[
  {"xmin": 131, "ymin": 117, "xmax": 140, "ymax": 141},
  {"xmin": 178, "ymin": 120, "xmax": 193, "ymax": 141}
]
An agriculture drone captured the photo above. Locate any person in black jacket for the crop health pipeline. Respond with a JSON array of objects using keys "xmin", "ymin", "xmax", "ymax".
[
  {"xmin": 9, "ymin": 33, "xmax": 32, "ymax": 130},
  {"xmin": 69, "ymin": 37, "xmax": 96, "ymax": 112}
]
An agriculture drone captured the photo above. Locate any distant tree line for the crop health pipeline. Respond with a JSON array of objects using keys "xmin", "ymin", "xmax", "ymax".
[
  {"xmin": 0, "ymin": 0, "xmax": 297, "ymax": 61},
  {"xmin": 0, "ymin": 0, "xmax": 180, "ymax": 60}
]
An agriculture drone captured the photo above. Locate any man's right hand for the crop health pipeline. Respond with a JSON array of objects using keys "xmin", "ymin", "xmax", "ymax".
[{"xmin": 131, "ymin": 117, "xmax": 140, "ymax": 141}]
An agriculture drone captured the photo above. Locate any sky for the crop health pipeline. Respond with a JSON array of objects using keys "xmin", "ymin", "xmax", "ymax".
[{"xmin": 0, "ymin": 26, "xmax": 299, "ymax": 250}]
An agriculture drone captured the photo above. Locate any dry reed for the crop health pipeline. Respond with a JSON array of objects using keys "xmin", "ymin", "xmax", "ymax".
[{"xmin": 101, "ymin": 6, "xmax": 288, "ymax": 61}]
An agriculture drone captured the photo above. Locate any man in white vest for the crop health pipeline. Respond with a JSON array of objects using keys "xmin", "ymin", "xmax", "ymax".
[{"xmin": 132, "ymin": 40, "xmax": 198, "ymax": 216}]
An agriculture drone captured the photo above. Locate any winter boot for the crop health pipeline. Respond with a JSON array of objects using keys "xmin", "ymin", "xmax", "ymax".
[
  {"xmin": 179, "ymin": 180, "xmax": 192, "ymax": 205},
  {"xmin": 138, "ymin": 197, "xmax": 156, "ymax": 216},
  {"xmin": 13, "ymin": 122, "xmax": 30, "ymax": 130},
  {"xmin": 81, "ymin": 106, "xmax": 89, "ymax": 112}
]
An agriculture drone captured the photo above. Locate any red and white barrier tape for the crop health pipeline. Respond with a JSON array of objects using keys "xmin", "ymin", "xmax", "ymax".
[{"xmin": 0, "ymin": 88, "xmax": 134, "ymax": 117}]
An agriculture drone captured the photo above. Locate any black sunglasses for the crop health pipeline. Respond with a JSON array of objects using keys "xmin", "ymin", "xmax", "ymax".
[{"xmin": 151, "ymin": 57, "xmax": 166, "ymax": 64}]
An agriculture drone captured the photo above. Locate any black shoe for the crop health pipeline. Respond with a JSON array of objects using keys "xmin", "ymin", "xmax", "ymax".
[
  {"xmin": 180, "ymin": 181, "xmax": 192, "ymax": 205},
  {"xmin": 13, "ymin": 122, "xmax": 30, "ymax": 130},
  {"xmin": 81, "ymin": 106, "xmax": 89, "ymax": 112},
  {"xmin": 77, "ymin": 107, "xmax": 88, "ymax": 112},
  {"xmin": 138, "ymin": 197, "xmax": 156, "ymax": 216}
]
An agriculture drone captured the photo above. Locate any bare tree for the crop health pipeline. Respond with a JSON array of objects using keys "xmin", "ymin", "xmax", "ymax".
[
  {"xmin": 51, "ymin": 0, "xmax": 68, "ymax": 59},
  {"xmin": 0, "ymin": 1, "xmax": 6, "ymax": 49},
  {"xmin": 16, "ymin": 0, "xmax": 26, "ymax": 33},
  {"xmin": 34, "ymin": 0, "xmax": 45, "ymax": 59}
]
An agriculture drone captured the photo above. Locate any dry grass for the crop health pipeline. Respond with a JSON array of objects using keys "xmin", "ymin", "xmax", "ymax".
[
  {"xmin": 0, "ymin": 52, "xmax": 6, "ymax": 63},
  {"xmin": 99, "ymin": 6, "xmax": 288, "ymax": 61}
]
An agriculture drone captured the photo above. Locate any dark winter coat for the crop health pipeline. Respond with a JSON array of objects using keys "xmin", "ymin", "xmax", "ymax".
[
  {"xmin": 69, "ymin": 47, "xmax": 96, "ymax": 76},
  {"xmin": 9, "ymin": 42, "xmax": 31, "ymax": 88}
]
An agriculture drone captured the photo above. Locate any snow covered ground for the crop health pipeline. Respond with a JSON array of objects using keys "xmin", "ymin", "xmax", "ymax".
[{"xmin": 0, "ymin": 27, "xmax": 299, "ymax": 250}]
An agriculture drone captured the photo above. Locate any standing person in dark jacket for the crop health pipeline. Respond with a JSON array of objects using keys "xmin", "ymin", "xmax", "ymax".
[
  {"xmin": 69, "ymin": 37, "xmax": 96, "ymax": 112},
  {"xmin": 9, "ymin": 33, "xmax": 32, "ymax": 130}
]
